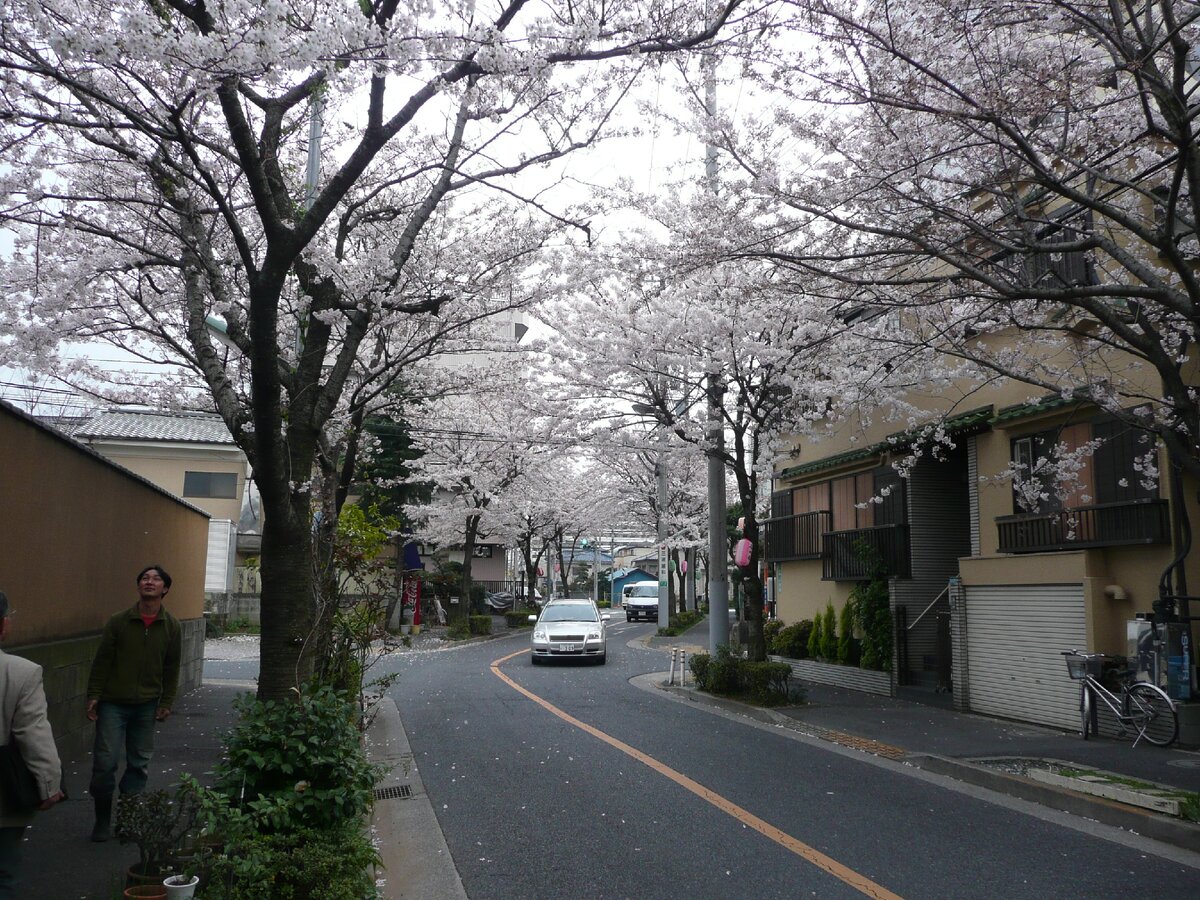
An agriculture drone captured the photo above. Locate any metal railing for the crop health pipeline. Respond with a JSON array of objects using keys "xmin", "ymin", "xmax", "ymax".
[
  {"xmin": 763, "ymin": 510, "xmax": 831, "ymax": 562},
  {"xmin": 996, "ymin": 499, "xmax": 1169, "ymax": 553},
  {"xmin": 822, "ymin": 523, "xmax": 911, "ymax": 581}
]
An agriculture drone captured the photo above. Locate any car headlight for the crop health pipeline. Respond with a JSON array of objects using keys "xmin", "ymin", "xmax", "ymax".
[
  {"xmin": 533, "ymin": 628, "xmax": 548, "ymax": 641},
  {"xmin": 586, "ymin": 630, "xmax": 600, "ymax": 641}
]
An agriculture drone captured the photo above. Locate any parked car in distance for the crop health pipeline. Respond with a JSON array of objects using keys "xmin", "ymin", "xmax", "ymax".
[
  {"xmin": 529, "ymin": 599, "xmax": 609, "ymax": 665},
  {"xmin": 622, "ymin": 581, "xmax": 660, "ymax": 622}
]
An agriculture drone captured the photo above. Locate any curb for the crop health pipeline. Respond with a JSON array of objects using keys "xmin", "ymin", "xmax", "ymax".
[
  {"xmin": 364, "ymin": 696, "xmax": 467, "ymax": 899},
  {"xmin": 653, "ymin": 678, "xmax": 1200, "ymax": 855},
  {"xmin": 908, "ymin": 754, "xmax": 1200, "ymax": 853}
]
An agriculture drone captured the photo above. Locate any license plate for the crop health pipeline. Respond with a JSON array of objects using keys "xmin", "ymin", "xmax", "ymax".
[{"xmin": 557, "ymin": 643, "xmax": 578, "ymax": 652}]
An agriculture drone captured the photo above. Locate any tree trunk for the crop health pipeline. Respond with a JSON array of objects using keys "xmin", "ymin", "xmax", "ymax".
[
  {"xmin": 460, "ymin": 513, "xmax": 480, "ymax": 621},
  {"xmin": 257, "ymin": 493, "xmax": 317, "ymax": 699}
]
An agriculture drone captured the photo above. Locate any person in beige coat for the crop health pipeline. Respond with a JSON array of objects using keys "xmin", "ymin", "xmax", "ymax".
[{"xmin": 0, "ymin": 591, "xmax": 64, "ymax": 898}]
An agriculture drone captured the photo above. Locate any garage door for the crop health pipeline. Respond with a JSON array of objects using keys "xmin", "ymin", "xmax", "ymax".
[{"xmin": 964, "ymin": 584, "xmax": 1086, "ymax": 729}]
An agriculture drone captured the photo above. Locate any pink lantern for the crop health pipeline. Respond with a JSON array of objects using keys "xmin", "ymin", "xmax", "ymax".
[
  {"xmin": 734, "ymin": 538, "xmax": 752, "ymax": 567},
  {"xmin": 737, "ymin": 516, "xmax": 745, "ymax": 532},
  {"xmin": 680, "ymin": 560, "xmax": 688, "ymax": 574}
]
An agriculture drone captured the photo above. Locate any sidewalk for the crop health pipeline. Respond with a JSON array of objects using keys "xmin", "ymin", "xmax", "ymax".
[
  {"xmin": 21, "ymin": 680, "xmax": 248, "ymax": 899},
  {"xmin": 650, "ymin": 618, "xmax": 1200, "ymax": 853}
]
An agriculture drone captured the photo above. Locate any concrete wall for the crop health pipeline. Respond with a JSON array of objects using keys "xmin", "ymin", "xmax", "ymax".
[{"xmin": 0, "ymin": 402, "xmax": 209, "ymax": 763}]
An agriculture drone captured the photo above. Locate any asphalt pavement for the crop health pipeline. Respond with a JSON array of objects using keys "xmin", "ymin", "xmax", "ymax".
[{"xmin": 22, "ymin": 615, "xmax": 1200, "ymax": 898}]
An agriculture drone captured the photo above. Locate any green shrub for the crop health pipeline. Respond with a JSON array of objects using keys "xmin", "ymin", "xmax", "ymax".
[
  {"xmin": 597, "ymin": 599, "xmax": 611, "ymax": 608},
  {"xmin": 205, "ymin": 616, "xmax": 225, "ymax": 639},
  {"xmin": 704, "ymin": 645, "xmax": 742, "ymax": 694},
  {"xmin": 837, "ymin": 601, "xmax": 856, "ymax": 665},
  {"xmin": 212, "ymin": 686, "xmax": 380, "ymax": 835},
  {"xmin": 739, "ymin": 661, "xmax": 796, "ymax": 706},
  {"xmin": 821, "ymin": 602, "xmax": 837, "ymax": 660},
  {"xmin": 850, "ymin": 540, "xmax": 893, "ymax": 671},
  {"xmin": 447, "ymin": 621, "xmax": 470, "ymax": 640},
  {"xmin": 467, "ymin": 615, "xmax": 492, "ymax": 635},
  {"xmin": 505, "ymin": 611, "xmax": 534, "ymax": 628},
  {"xmin": 469, "ymin": 584, "xmax": 486, "ymax": 616},
  {"xmin": 659, "ymin": 610, "xmax": 702, "ymax": 636},
  {"xmin": 807, "ymin": 615, "xmax": 823, "ymax": 659},
  {"xmin": 205, "ymin": 822, "xmax": 379, "ymax": 899},
  {"xmin": 763, "ymin": 619, "xmax": 784, "ymax": 652},
  {"xmin": 773, "ymin": 620, "xmax": 812, "ymax": 659},
  {"xmin": 688, "ymin": 648, "xmax": 806, "ymax": 707}
]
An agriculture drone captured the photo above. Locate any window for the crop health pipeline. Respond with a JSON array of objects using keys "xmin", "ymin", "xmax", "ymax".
[
  {"xmin": 828, "ymin": 470, "xmax": 904, "ymax": 531},
  {"xmin": 1010, "ymin": 417, "xmax": 1157, "ymax": 513},
  {"xmin": 1022, "ymin": 225, "xmax": 1094, "ymax": 289},
  {"xmin": 1091, "ymin": 420, "xmax": 1158, "ymax": 504},
  {"xmin": 183, "ymin": 471, "xmax": 238, "ymax": 499}
]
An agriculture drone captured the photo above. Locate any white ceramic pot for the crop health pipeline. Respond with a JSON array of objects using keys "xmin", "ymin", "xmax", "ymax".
[{"xmin": 163, "ymin": 874, "xmax": 199, "ymax": 899}]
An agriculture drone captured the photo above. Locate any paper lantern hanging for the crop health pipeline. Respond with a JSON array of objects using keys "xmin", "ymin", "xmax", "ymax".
[
  {"xmin": 680, "ymin": 560, "xmax": 688, "ymax": 574},
  {"xmin": 734, "ymin": 538, "xmax": 752, "ymax": 567}
]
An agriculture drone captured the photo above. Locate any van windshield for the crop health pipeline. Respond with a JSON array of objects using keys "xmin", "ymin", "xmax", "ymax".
[{"xmin": 627, "ymin": 585, "xmax": 658, "ymax": 598}]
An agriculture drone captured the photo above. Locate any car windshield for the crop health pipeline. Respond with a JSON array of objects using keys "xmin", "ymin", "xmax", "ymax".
[
  {"xmin": 540, "ymin": 604, "xmax": 599, "ymax": 623},
  {"xmin": 628, "ymin": 586, "xmax": 657, "ymax": 598}
]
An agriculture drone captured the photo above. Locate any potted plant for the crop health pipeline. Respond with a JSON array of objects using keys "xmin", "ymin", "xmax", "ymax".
[
  {"xmin": 115, "ymin": 786, "xmax": 200, "ymax": 887},
  {"xmin": 162, "ymin": 873, "xmax": 200, "ymax": 898}
]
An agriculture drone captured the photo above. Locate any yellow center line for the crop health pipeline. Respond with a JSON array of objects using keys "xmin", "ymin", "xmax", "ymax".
[{"xmin": 490, "ymin": 649, "xmax": 902, "ymax": 900}]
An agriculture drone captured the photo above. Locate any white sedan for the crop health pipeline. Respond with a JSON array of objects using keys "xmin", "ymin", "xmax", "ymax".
[{"xmin": 529, "ymin": 599, "xmax": 609, "ymax": 665}]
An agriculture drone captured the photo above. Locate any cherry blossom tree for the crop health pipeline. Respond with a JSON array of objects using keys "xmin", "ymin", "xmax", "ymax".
[
  {"xmin": 0, "ymin": 0, "xmax": 758, "ymax": 697},
  {"xmin": 703, "ymin": 0, "xmax": 1200, "ymax": 610},
  {"xmin": 543, "ymin": 194, "xmax": 843, "ymax": 658}
]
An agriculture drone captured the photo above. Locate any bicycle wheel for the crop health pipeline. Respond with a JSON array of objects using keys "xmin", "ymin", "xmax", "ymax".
[
  {"xmin": 1124, "ymin": 682, "xmax": 1178, "ymax": 747},
  {"xmin": 1079, "ymin": 684, "xmax": 1092, "ymax": 739}
]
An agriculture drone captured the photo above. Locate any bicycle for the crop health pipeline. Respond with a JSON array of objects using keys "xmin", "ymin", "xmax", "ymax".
[{"xmin": 1062, "ymin": 650, "xmax": 1178, "ymax": 747}]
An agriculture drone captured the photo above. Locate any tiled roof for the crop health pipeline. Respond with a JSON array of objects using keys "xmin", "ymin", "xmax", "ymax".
[{"xmin": 74, "ymin": 408, "xmax": 235, "ymax": 444}]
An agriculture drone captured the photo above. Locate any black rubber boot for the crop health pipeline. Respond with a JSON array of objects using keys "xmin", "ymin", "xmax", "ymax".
[{"xmin": 91, "ymin": 795, "xmax": 113, "ymax": 842}]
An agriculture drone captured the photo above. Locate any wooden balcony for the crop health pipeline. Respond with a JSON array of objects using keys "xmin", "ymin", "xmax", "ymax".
[
  {"xmin": 822, "ymin": 524, "xmax": 911, "ymax": 581},
  {"xmin": 996, "ymin": 499, "xmax": 1169, "ymax": 554},
  {"xmin": 764, "ymin": 511, "xmax": 831, "ymax": 562}
]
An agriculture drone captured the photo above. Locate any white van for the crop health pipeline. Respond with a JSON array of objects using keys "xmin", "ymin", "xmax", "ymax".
[{"xmin": 621, "ymin": 580, "xmax": 660, "ymax": 622}]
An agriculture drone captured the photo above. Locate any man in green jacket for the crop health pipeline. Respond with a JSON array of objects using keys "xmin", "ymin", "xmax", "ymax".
[{"xmin": 85, "ymin": 565, "xmax": 181, "ymax": 843}]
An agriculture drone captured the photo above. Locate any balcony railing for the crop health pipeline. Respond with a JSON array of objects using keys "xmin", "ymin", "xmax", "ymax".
[
  {"xmin": 764, "ymin": 510, "xmax": 831, "ymax": 562},
  {"xmin": 822, "ymin": 524, "xmax": 911, "ymax": 581},
  {"xmin": 996, "ymin": 499, "xmax": 1169, "ymax": 554}
]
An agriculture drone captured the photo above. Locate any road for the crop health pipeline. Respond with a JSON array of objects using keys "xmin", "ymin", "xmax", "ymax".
[{"xmin": 376, "ymin": 621, "xmax": 1200, "ymax": 899}]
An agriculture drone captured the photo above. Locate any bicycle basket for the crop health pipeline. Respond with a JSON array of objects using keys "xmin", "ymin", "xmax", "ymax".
[{"xmin": 1064, "ymin": 653, "xmax": 1101, "ymax": 680}]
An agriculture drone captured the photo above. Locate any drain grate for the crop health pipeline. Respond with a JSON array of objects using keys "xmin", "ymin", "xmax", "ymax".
[{"xmin": 374, "ymin": 784, "xmax": 413, "ymax": 801}]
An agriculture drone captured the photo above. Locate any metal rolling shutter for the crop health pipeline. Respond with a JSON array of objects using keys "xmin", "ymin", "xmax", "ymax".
[{"xmin": 964, "ymin": 584, "xmax": 1086, "ymax": 729}]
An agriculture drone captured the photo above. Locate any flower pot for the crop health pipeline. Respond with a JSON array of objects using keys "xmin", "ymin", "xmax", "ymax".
[
  {"xmin": 124, "ymin": 886, "xmax": 167, "ymax": 899},
  {"xmin": 163, "ymin": 874, "xmax": 200, "ymax": 899},
  {"xmin": 127, "ymin": 866, "xmax": 171, "ymax": 888}
]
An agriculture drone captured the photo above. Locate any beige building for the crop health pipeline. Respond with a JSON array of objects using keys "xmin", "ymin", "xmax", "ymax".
[{"xmin": 767, "ymin": 361, "xmax": 1198, "ymax": 738}]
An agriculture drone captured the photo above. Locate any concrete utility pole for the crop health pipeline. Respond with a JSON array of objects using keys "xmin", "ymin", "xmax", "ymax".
[
  {"xmin": 703, "ymin": 47, "xmax": 729, "ymax": 654},
  {"xmin": 656, "ymin": 442, "xmax": 670, "ymax": 626}
]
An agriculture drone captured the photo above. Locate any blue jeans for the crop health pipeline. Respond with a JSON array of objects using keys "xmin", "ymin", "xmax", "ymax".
[
  {"xmin": 89, "ymin": 701, "xmax": 157, "ymax": 799},
  {"xmin": 0, "ymin": 826, "xmax": 24, "ymax": 899}
]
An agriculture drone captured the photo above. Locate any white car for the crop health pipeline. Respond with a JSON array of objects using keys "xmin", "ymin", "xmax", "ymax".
[
  {"xmin": 529, "ymin": 599, "xmax": 609, "ymax": 665},
  {"xmin": 622, "ymin": 581, "xmax": 660, "ymax": 622}
]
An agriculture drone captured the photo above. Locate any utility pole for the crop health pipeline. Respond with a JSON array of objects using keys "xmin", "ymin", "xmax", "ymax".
[
  {"xmin": 656, "ymin": 439, "xmax": 670, "ymax": 627},
  {"xmin": 703, "ymin": 41, "xmax": 729, "ymax": 654}
]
